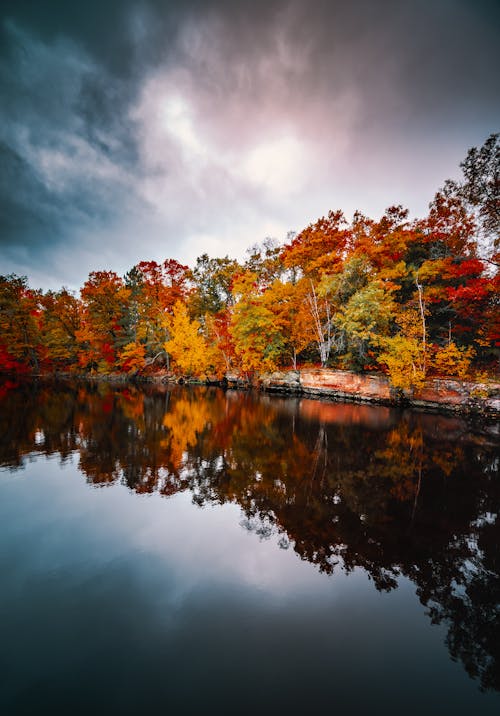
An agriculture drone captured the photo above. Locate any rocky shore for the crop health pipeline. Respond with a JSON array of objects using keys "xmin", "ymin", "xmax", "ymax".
[
  {"xmin": 252, "ymin": 369, "xmax": 500, "ymax": 419},
  {"xmin": 5, "ymin": 367, "xmax": 499, "ymax": 419}
]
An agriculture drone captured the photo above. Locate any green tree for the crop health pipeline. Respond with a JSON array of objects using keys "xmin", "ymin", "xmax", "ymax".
[
  {"xmin": 334, "ymin": 281, "xmax": 395, "ymax": 368},
  {"xmin": 190, "ymin": 254, "xmax": 240, "ymax": 317}
]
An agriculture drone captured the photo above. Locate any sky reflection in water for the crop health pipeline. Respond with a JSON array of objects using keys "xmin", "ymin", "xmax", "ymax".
[{"xmin": 0, "ymin": 380, "xmax": 499, "ymax": 715}]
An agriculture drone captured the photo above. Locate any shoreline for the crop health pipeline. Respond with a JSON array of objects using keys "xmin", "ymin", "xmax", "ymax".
[
  {"xmin": 2, "ymin": 367, "xmax": 499, "ymax": 421},
  {"xmin": 257, "ymin": 369, "xmax": 500, "ymax": 420}
]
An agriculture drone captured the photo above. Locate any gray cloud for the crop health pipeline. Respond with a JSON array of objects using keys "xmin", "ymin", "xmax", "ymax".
[{"xmin": 0, "ymin": 1, "xmax": 498, "ymax": 290}]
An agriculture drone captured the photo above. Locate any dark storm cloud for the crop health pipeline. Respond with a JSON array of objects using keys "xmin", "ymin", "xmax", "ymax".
[
  {"xmin": 0, "ymin": 13, "xmax": 146, "ymax": 286},
  {"xmin": 0, "ymin": 0, "xmax": 498, "ymax": 289}
]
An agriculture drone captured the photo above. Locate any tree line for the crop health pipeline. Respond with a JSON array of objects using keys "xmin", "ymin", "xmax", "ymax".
[{"xmin": 1, "ymin": 134, "xmax": 498, "ymax": 390}]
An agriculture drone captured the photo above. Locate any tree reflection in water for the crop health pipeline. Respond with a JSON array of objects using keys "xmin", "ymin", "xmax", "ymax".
[{"xmin": 1, "ymin": 379, "xmax": 499, "ymax": 691}]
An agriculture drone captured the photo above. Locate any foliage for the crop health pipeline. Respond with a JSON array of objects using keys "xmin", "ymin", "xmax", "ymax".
[
  {"xmin": 119, "ymin": 342, "xmax": 146, "ymax": 373},
  {"xmin": 377, "ymin": 335, "xmax": 426, "ymax": 393},
  {"xmin": 432, "ymin": 342, "xmax": 474, "ymax": 380},
  {"xmin": 260, "ymin": 279, "xmax": 315, "ymax": 368},
  {"xmin": 334, "ymin": 281, "xmax": 395, "ymax": 368},
  {"xmin": 165, "ymin": 302, "xmax": 211, "ymax": 377},
  {"xmin": 231, "ymin": 299, "xmax": 285, "ymax": 374},
  {"xmin": 190, "ymin": 254, "xmax": 239, "ymax": 317},
  {"xmin": 41, "ymin": 289, "xmax": 81, "ymax": 368},
  {"xmin": 0, "ymin": 135, "xmax": 498, "ymax": 381},
  {"xmin": 281, "ymin": 209, "xmax": 350, "ymax": 279},
  {"xmin": 0, "ymin": 274, "xmax": 43, "ymax": 372}
]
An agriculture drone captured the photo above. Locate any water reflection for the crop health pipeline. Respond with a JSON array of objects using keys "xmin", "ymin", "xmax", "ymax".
[{"xmin": 1, "ymin": 379, "xmax": 499, "ymax": 692}]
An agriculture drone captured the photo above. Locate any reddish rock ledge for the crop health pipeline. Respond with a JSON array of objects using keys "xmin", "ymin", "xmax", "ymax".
[{"xmin": 257, "ymin": 369, "xmax": 500, "ymax": 418}]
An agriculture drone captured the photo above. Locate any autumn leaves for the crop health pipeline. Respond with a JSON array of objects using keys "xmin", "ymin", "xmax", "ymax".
[{"xmin": 0, "ymin": 136, "xmax": 498, "ymax": 387}]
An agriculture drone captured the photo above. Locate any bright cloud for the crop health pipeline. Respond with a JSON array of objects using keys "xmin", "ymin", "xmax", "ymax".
[{"xmin": 0, "ymin": 1, "xmax": 498, "ymax": 289}]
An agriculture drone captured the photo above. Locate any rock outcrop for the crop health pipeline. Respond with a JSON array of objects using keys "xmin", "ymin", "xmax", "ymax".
[{"xmin": 259, "ymin": 369, "xmax": 500, "ymax": 417}]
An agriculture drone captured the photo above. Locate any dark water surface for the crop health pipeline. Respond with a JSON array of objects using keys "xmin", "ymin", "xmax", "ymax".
[{"xmin": 0, "ymin": 379, "xmax": 499, "ymax": 715}]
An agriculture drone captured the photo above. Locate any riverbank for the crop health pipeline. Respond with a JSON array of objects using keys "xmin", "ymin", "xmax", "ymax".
[
  {"xmin": 256, "ymin": 369, "xmax": 500, "ymax": 419},
  {"xmin": 2, "ymin": 367, "xmax": 499, "ymax": 419}
]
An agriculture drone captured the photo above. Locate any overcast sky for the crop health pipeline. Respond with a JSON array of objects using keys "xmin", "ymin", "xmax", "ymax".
[{"xmin": 1, "ymin": 0, "xmax": 499, "ymax": 291}]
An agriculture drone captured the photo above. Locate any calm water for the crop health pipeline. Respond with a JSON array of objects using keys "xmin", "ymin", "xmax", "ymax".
[{"xmin": 0, "ymin": 379, "xmax": 499, "ymax": 715}]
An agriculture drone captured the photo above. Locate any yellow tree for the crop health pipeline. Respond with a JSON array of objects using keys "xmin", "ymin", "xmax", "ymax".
[
  {"xmin": 376, "ymin": 307, "xmax": 427, "ymax": 392},
  {"xmin": 377, "ymin": 334, "xmax": 426, "ymax": 393},
  {"xmin": 165, "ymin": 302, "xmax": 212, "ymax": 377},
  {"xmin": 432, "ymin": 342, "xmax": 474, "ymax": 379},
  {"xmin": 230, "ymin": 272, "xmax": 286, "ymax": 374}
]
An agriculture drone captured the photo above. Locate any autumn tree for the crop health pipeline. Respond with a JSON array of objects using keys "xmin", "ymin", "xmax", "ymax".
[
  {"xmin": 204, "ymin": 310, "xmax": 236, "ymax": 374},
  {"xmin": 165, "ymin": 301, "xmax": 213, "ymax": 377},
  {"xmin": 0, "ymin": 274, "xmax": 43, "ymax": 372},
  {"xmin": 78, "ymin": 271, "xmax": 130, "ymax": 372},
  {"xmin": 432, "ymin": 342, "xmax": 474, "ymax": 380},
  {"xmin": 260, "ymin": 279, "xmax": 315, "ymax": 368},
  {"xmin": 124, "ymin": 259, "xmax": 191, "ymax": 364},
  {"xmin": 305, "ymin": 280, "xmax": 334, "ymax": 367},
  {"xmin": 314, "ymin": 256, "xmax": 394, "ymax": 369},
  {"xmin": 413, "ymin": 191, "xmax": 490, "ymax": 351},
  {"xmin": 351, "ymin": 206, "xmax": 411, "ymax": 276},
  {"xmin": 40, "ymin": 289, "xmax": 81, "ymax": 369},
  {"xmin": 230, "ymin": 272, "xmax": 286, "ymax": 374},
  {"xmin": 281, "ymin": 210, "xmax": 351, "ymax": 280},
  {"xmin": 334, "ymin": 281, "xmax": 395, "ymax": 369},
  {"xmin": 376, "ymin": 305, "xmax": 428, "ymax": 392}
]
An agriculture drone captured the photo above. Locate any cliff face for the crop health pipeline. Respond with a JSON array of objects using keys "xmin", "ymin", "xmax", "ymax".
[{"xmin": 257, "ymin": 369, "xmax": 500, "ymax": 417}]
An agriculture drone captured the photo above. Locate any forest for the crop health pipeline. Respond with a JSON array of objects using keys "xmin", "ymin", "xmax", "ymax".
[{"xmin": 1, "ymin": 134, "xmax": 498, "ymax": 391}]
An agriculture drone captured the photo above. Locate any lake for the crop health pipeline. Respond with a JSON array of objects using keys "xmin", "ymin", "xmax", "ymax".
[{"xmin": 0, "ymin": 379, "xmax": 499, "ymax": 715}]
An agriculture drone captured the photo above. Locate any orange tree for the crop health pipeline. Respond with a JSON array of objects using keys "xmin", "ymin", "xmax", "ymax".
[{"xmin": 77, "ymin": 271, "xmax": 130, "ymax": 372}]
